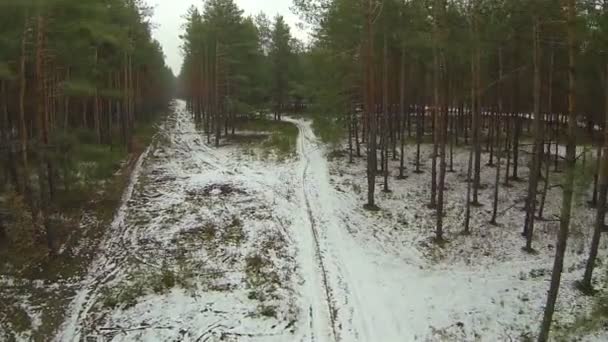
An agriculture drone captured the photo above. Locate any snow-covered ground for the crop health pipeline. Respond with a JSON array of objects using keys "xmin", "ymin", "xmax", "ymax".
[
  {"xmin": 324, "ymin": 139, "xmax": 606, "ymax": 341},
  {"xmin": 52, "ymin": 101, "xmax": 606, "ymax": 341},
  {"xmin": 55, "ymin": 101, "xmax": 300, "ymax": 341}
]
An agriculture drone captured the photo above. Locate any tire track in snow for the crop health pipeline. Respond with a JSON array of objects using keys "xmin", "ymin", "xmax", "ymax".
[
  {"xmin": 297, "ymin": 120, "xmax": 339, "ymax": 342},
  {"xmin": 288, "ymin": 117, "xmax": 413, "ymax": 342},
  {"xmin": 55, "ymin": 140, "xmax": 153, "ymax": 341}
]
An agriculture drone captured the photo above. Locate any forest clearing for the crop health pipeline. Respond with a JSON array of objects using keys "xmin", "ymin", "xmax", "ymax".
[{"xmin": 2, "ymin": 0, "xmax": 608, "ymax": 341}]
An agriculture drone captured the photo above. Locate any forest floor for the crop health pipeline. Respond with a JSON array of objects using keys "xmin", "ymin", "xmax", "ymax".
[
  {"xmin": 4, "ymin": 100, "xmax": 608, "ymax": 341},
  {"xmin": 0, "ymin": 113, "xmax": 161, "ymax": 341}
]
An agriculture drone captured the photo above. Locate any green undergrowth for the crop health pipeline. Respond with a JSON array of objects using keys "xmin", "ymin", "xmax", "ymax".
[
  {"xmin": 233, "ymin": 118, "xmax": 298, "ymax": 158},
  {"xmin": 100, "ymin": 264, "xmax": 197, "ymax": 311},
  {"xmin": 553, "ymin": 272, "xmax": 608, "ymax": 340},
  {"xmin": 0, "ymin": 110, "xmax": 166, "ymax": 341},
  {"xmin": 310, "ymin": 113, "xmax": 344, "ymax": 146}
]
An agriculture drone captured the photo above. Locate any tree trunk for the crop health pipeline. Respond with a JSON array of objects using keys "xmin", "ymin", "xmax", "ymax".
[
  {"xmin": 538, "ymin": 47, "xmax": 555, "ymax": 219},
  {"xmin": 491, "ymin": 48, "xmax": 505, "ymax": 224},
  {"xmin": 215, "ymin": 41, "xmax": 221, "ymax": 147},
  {"xmin": 538, "ymin": 1, "xmax": 577, "ymax": 339},
  {"xmin": 491, "ymin": 116, "xmax": 502, "ymax": 224},
  {"xmin": 430, "ymin": 51, "xmax": 439, "ymax": 208},
  {"xmin": 415, "ymin": 103, "xmax": 423, "ymax": 173},
  {"xmin": 471, "ymin": 8, "xmax": 482, "ymax": 205},
  {"xmin": 579, "ymin": 61, "xmax": 608, "ymax": 293},
  {"xmin": 382, "ymin": 35, "xmax": 390, "ymax": 193},
  {"xmin": 18, "ymin": 17, "xmax": 30, "ymax": 197},
  {"xmin": 355, "ymin": 113, "xmax": 361, "ymax": 157},
  {"xmin": 349, "ymin": 110, "xmax": 354, "ymax": 163},
  {"xmin": 513, "ymin": 114, "xmax": 521, "ymax": 180},
  {"xmin": 504, "ymin": 112, "xmax": 512, "ymax": 186},
  {"xmin": 36, "ymin": 14, "xmax": 54, "ymax": 253},
  {"xmin": 464, "ymin": 143, "xmax": 474, "ymax": 234},
  {"xmin": 399, "ymin": 48, "xmax": 407, "ymax": 179},
  {"xmin": 591, "ymin": 145, "xmax": 601, "ymax": 207},
  {"xmin": 364, "ymin": 0, "xmax": 377, "ymax": 210},
  {"xmin": 524, "ymin": 20, "xmax": 543, "ymax": 252}
]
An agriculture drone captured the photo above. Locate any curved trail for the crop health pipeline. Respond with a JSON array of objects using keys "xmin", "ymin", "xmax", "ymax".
[
  {"xmin": 289, "ymin": 119, "xmax": 415, "ymax": 342},
  {"xmin": 289, "ymin": 118, "xmax": 546, "ymax": 342}
]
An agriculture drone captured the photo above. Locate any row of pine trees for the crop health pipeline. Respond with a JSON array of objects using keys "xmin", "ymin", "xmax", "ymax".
[
  {"xmin": 178, "ymin": 0, "xmax": 303, "ymax": 145},
  {"xmin": 292, "ymin": 0, "xmax": 607, "ymax": 340},
  {"xmin": 0, "ymin": 0, "xmax": 173, "ymax": 253}
]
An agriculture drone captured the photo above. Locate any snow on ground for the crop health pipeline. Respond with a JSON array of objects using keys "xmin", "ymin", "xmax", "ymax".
[
  {"xmin": 55, "ymin": 101, "xmax": 301, "ymax": 341},
  {"xmin": 324, "ymin": 137, "xmax": 606, "ymax": 340},
  {"xmin": 54, "ymin": 101, "xmax": 606, "ymax": 342}
]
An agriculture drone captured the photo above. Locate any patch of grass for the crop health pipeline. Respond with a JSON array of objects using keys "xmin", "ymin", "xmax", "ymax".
[
  {"xmin": 222, "ymin": 217, "xmax": 245, "ymax": 245},
  {"xmin": 6, "ymin": 304, "xmax": 32, "ymax": 333},
  {"xmin": 0, "ymin": 281, "xmax": 74, "ymax": 341},
  {"xmin": 233, "ymin": 119, "xmax": 298, "ymax": 158},
  {"xmin": 265, "ymin": 133, "xmax": 296, "ymax": 157},
  {"xmin": 554, "ymin": 272, "xmax": 608, "ymax": 339},
  {"xmin": 101, "ymin": 266, "xmax": 183, "ymax": 310},
  {"xmin": 245, "ymin": 254, "xmax": 270, "ymax": 288},
  {"xmin": 327, "ymin": 149, "xmax": 346, "ymax": 161},
  {"xmin": 134, "ymin": 120, "xmax": 161, "ymax": 148},
  {"xmin": 259, "ymin": 305, "xmax": 277, "ymax": 318},
  {"xmin": 311, "ymin": 114, "xmax": 344, "ymax": 146},
  {"xmin": 160, "ymin": 267, "xmax": 176, "ymax": 291},
  {"xmin": 201, "ymin": 223, "xmax": 217, "ymax": 241},
  {"xmin": 116, "ymin": 282, "xmax": 146, "ymax": 309}
]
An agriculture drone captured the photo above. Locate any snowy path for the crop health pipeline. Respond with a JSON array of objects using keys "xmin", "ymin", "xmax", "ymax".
[{"xmin": 290, "ymin": 119, "xmax": 417, "ymax": 341}]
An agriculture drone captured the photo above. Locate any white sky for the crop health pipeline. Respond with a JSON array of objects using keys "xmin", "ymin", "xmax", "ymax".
[{"xmin": 146, "ymin": 0, "xmax": 308, "ymax": 75}]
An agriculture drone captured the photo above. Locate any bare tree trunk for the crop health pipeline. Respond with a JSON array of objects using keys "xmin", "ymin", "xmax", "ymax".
[
  {"xmin": 488, "ymin": 110, "xmax": 495, "ymax": 166},
  {"xmin": 538, "ymin": 1, "xmax": 577, "ymax": 339},
  {"xmin": 94, "ymin": 48, "xmax": 101, "ymax": 144},
  {"xmin": 415, "ymin": 103, "xmax": 423, "ymax": 174},
  {"xmin": 504, "ymin": 112, "xmax": 512, "ymax": 186},
  {"xmin": 524, "ymin": 20, "xmax": 543, "ymax": 252},
  {"xmin": 491, "ymin": 48, "xmax": 505, "ymax": 225},
  {"xmin": 18, "ymin": 17, "xmax": 30, "ymax": 197},
  {"xmin": 1, "ymin": 81, "xmax": 20, "ymax": 192},
  {"xmin": 539, "ymin": 48, "xmax": 555, "ymax": 219},
  {"xmin": 382, "ymin": 35, "xmax": 390, "ymax": 193},
  {"xmin": 215, "ymin": 40, "xmax": 221, "ymax": 148},
  {"xmin": 464, "ymin": 143, "xmax": 474, "ymax": 234},
  {"xmin": 399, "ymin": 48, "xmax": 407, "ymax": 179},
  {"xmin": 471, "ymin": 6, "xmax": 482, "ymax": 205},
  {"xmin": 434, "ymin": 0, "xmax": 447, "ymax": 240},
  {"xmin": 579, "ymin": 61, "xmax": 608, "ymax": 293},
  {"xmin": 36, "ymin": 14, "xmax": 54, "ymax": 253},
  {"xmin": 491, "ymin": 117, "xmax": 502, "ymax": 224},
  {"xmin": 512, "ymin": 114, "xmax": 521, "ymax": 180},
  {"xmin": 355, "ymin": 113, "xmax": 361, "ymax": 157},
  {"xmin": 430, "ymin": 56, "xmax": 440, "ymax": 208},
  {"xmin": 436, "ymin": 66, "xmax": 447, "ymax": 241},
  {"xmin": 349, "ymin": 106, "xmax": 354, "ymax": 164},
  {"xmin": 446, "ymin": 109, "xmax": 456, "ymax": 172},
  {"xmin": 364, "ymin": 0, "xmax": 378, "ymax": 210},
  {"xmin": 591, "ymin": 145, "xmax": 601, "ymax": 207}
]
